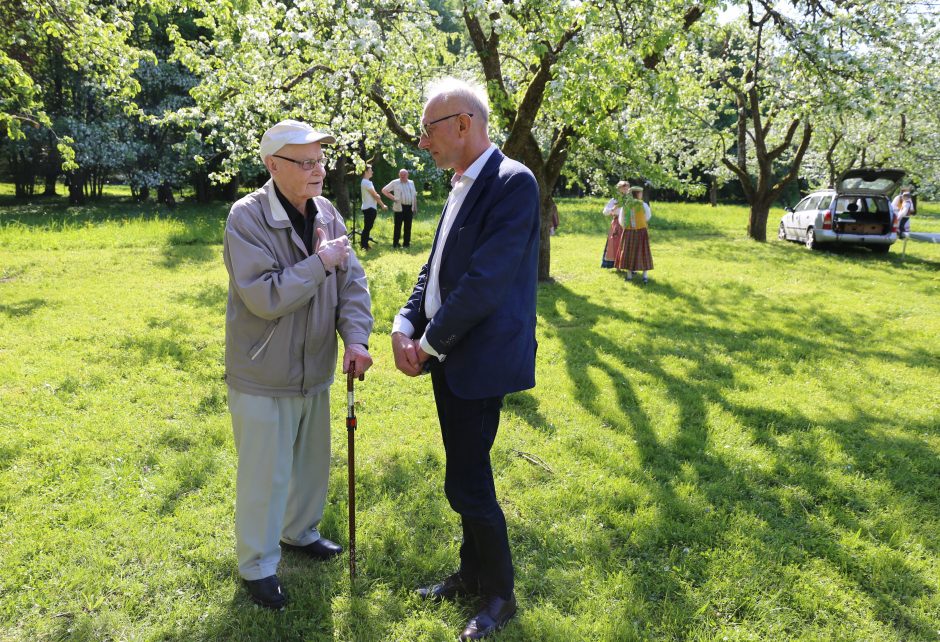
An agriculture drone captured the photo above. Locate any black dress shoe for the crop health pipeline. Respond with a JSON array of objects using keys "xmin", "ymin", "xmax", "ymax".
[
  {"xmin": 280, "ymin": 537, "xmax": 343, "ymax": 560},
  {"xmin": 243, "ymin": 575, "xmax": 288, "ymax": 610},
  {"xmin": 460, "ymin": 594, "xmax": 517, "ymax": 640},
  {"xmin": 416, "ymin": 572, "xmax": 477, "ymax": 602}
]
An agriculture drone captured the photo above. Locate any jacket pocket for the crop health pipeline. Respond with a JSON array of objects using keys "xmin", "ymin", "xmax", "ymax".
[{"xmin": 248, "ymin": 319, "xmax": 279, "ymax": 361}]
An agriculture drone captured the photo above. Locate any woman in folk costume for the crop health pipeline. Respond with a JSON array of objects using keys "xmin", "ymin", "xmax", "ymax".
[
  {"xmin": 601, "ymin": 180, "xmax": 630, "ymax": 268},
  {"xmin": 616, "ymin": 184, "xmax": 653, "ymax": 282}
]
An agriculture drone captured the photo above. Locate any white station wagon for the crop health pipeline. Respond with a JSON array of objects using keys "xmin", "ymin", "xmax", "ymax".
[{"xmin": 778, "ymin": 168, "xmax": 905, "ymax": 252}]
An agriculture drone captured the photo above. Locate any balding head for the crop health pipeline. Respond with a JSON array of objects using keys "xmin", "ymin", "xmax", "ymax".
[
  {"xmin": 419, "ymin": 77, "xmax": 491, "ymax": 172},
  {"xmin": 424, "ymin": 77, "xmax": 489, "ymax": 128}
]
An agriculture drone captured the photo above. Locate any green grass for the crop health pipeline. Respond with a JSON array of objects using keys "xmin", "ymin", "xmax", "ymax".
[{"xmin": 1, "ymin": 190, "xmax": 939, "ymax": 641}]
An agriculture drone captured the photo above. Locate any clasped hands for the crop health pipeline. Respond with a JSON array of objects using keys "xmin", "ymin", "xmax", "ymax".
[{"xmin": 391, "ymin": 331, "xmax": 430, "ymax": 377}]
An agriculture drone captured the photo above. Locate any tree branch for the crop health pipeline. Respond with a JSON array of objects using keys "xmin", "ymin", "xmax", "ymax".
[
  {"xmin": 722, "ymin": 157, "xmax": 755, "ymax": 201},
  {"xmin": 366, "ymin": 82, "xmax": 419, "ymax": 148},
  {"xmin": 463, "ymin": 5, "xmax": 515, "ymax": 125},
  {"xmin": 282, "ymin": 65, "xmax": 333, "ymax": 92},
  {"xmin": 769, "ymin": 122, "xmax": 812, "ymax": 200},
  {"xmin": 643, "ymin": 6, "xmax": 704, "ymax": 69}
]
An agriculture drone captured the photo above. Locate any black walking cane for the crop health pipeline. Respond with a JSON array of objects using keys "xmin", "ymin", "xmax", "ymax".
[{"xmin": 346, "ymin": 370, "xmax": 364, "ymax": 581}]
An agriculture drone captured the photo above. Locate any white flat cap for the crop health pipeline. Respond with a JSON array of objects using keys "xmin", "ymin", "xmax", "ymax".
[{"xmin": 259, "ymin": 119, "xmax": 336, "ymax": 164}]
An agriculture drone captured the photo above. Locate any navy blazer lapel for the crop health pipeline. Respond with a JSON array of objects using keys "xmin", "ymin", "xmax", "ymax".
[{"xmin": 440, "ymin": 149, "xmax": 504, "ymax": 259}]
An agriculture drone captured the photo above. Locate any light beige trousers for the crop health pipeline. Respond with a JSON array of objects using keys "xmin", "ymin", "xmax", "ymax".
[{"xmin": 228, "ymin": 387, "xmax": 331, "ymax": 580}]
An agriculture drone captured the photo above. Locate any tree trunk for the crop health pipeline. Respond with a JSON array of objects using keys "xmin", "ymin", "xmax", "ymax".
[
  {"xmin": 67, "ymin": 171, "xmax": 86, "ymax": 205},
  {"xmin": 225, "ymin": 176, "xmax": 240, "ymax": 201},
  {"xmin": 326, "ymin": 155, "xmax": 351, "ymax": 219},
  {"xmin": 748, "ymin": 202, "xmax": 771, "ymax": 242},
  {"xmin": 157, "ymin": 182, "xmax": 176, "ymax": 208},
  {"xmin": 43, "ymin": 172, "xmax": 58, "ymax": 196},
  {"xmin": 12, "ymin": 151, "xmax": 34, "ymax": 198},
  {"xmin": 193, "ymin": 173, "xmax": 211, "ymax": 203},
  {"xmin": 503, "ymin": 134, "xmax": 555, "ymax": 281},
  {"xmin": 709, "ymin": 177, "xmax": 718, "ymax": 206}
]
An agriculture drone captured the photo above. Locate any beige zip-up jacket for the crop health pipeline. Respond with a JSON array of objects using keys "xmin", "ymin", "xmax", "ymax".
[{"xmin": 223, "ymin": 180, "xmax": 372, "ymax": 397}]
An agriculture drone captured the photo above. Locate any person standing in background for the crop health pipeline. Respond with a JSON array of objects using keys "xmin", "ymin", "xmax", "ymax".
[
  {"xmin": 892, "ymin": 188, "xmax": 915, "ymax": 239},
  {"xmin": 616, "ymin": 184, "xmax": 653, "ymax": 282},
  {"xmin": 601, "ymin": 180, "xmax": 629, "ymax": 269},
  {"xmin": 382, "ymin": 168, "xmax": 418, "ymax": 248},
  {"xmin": 359, "ymin": 164, "xmax": 387, "ymax": 250}
]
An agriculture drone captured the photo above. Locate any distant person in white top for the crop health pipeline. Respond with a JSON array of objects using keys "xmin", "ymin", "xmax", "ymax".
[
  {"xmin": 359, "ymin": 164, "xmax": 387, "ymax": 250},
  {"xmin": 382, "ymin": 169, "xmax": 419, "ymax": 248},
  {"xmin": 892, "ymin": 189, "xmax": 915, "ymax": 239}
]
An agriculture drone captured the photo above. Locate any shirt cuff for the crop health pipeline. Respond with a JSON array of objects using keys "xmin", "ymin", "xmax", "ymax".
[
  {"xmin": 392, "ymin": 315, "xmax": 414, "ymax": 338},
  {"xmin": 419, "ymin": 333, "xmax": 445, "ymax": 361}
]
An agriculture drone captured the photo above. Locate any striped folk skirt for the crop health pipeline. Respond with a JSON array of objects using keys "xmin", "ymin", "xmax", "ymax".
[
  {"xmin": 616, "ymin": 228, "xmax": 653, "ymax": 271},
  {"xmin": 601, "ymin": 219, "xmax": 624, "ymax": 268}
]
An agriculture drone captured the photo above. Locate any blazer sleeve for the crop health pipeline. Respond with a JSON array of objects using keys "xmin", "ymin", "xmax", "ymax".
[
  {"xmin": 423, "ymin": 170, "xmax": 539, "ymax": 354},
  {"xmin": 397, "ymin": 261, "xmax": 430, "ymax": 337}
]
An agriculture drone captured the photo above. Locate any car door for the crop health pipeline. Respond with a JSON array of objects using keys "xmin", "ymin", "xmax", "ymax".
[
  {"xmin": 796, "ymin": 195, "xmax": 822, "ymax": 239},
  {"xmin": 789, "ymin": 197, "xmax": 812, "ymax": 238}
]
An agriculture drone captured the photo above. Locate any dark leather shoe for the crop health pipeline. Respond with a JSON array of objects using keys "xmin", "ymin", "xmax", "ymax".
[
  {"xmin": 416, "ymin": 572, "xmax": 477, "ymax": 602},
  {"xmin": 460, "ymin": 594, "xmax": 517, "ymax": 640},
  {"xmin": 280, "ymin": 537, "xmax": 343, "ymax": 560},
  {"xmin": 243, "ymin": 575, "xmax": 288, "ymax": 610}
]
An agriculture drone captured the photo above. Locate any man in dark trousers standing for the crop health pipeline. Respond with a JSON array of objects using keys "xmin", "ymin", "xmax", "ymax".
[{"xmin": 391, "ymin": 77, "xmax": 540, "ymax": 640}]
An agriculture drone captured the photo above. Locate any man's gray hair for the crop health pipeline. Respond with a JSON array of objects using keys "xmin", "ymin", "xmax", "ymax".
[{"xmin": 425, "ymin": 77, "xmax": 489, "ymax": 125}]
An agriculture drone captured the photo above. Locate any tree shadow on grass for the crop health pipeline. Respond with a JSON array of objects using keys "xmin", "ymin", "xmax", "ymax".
[
  {"xmin": 537, "ymin": 279, "xmax": 938, "ymax": 638},
  {"xmin": 0, "ymin": 297, "xmax": 48, "ymax": 318},
  {"xmin": 117, "ymin": 315, "xmax": 215, "ymax": 373},
  {"xmin": 0, "ymin": 444, "xmax": 20, "ymax": 474},
  {"xmin": 177, "ymin": 282, "xmax": 227, "ymax": 310},
  {"xmin": 504, "ymin": 391, "xmax": 556, "ymax": 436},
  {"xmin": 161, "ymin": 242, "xmax": 219, "ymax": 269}
]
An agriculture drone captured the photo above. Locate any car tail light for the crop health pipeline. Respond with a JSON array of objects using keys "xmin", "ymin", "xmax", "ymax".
[
  {"xmin": 892, "ymin": 213, "xmax": 899, "ymax": 234},
  {"xmin": 822, "ymin": 210, "xmax": 832, "ymax": 230}
]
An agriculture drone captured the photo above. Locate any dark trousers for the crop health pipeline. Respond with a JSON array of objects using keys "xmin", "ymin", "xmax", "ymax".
[
  {"xmin": 430, "ymin": 366, "xmax": 513, "ymax": 600},
  {"xmin": 360, "ymin": 207, "xmax": 377, "ymax": 248},
  {"xmin": 393, "ymin": 204, "xmax": 413, "ymax": 247}
]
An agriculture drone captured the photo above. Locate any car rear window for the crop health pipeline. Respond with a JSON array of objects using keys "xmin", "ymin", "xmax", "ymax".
[{"xmin": 840, "ymin": 176, "xmax": 898, "ymax": 193}]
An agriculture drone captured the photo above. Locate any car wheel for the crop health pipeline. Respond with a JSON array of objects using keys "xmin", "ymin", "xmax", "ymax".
[
  {"xmin": 778, "ymin": 222, "xmax": 787, "ymax": 241},
  {"xmin": 805, "ymin": 227, "xmax": 819, "ymax": 250}
]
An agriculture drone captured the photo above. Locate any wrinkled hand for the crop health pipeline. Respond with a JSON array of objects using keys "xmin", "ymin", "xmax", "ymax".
[
  {"xmin": 343, "ymin": 343, "xmax": 373, "ymax": 379},
  {"xmin": 391, "ymin": 332, "xmax": 422, "ymax": 377},
  {"xmin": 316, "ymin": 228, "xmax": 350, "ymax": 269}
]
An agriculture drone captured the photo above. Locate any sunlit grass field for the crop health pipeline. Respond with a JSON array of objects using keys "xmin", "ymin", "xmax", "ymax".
[{"xmin": 1, "ymin": 189, "xmax": 938, "ymax": 641}]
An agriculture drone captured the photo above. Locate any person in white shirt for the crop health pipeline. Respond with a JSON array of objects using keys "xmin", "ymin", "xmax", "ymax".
[
  {"xmin": 382, "ymin": 169, "xmax": 418, "ymax": 248},
  {"xmin": 892, "ymin": 189, "xmax": 915, "ymax": 239},
  {"xmin": 359, "ymin": 164, "xmax": 387, "ymax": 250}
]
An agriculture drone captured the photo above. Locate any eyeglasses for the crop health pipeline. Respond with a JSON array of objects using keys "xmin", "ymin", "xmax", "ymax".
[
  {"xmin": 419, "ymin": 112, "xmax": 473, "ymax": 138},
  {"xmin": 272, "ymin": 154, "xmax": 329, "ymax": 171}
]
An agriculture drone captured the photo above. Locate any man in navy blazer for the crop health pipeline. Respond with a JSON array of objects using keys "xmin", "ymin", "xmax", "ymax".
[{"xmin": 392, "ymin": 77, "xmax": 539, "ymax": 641}]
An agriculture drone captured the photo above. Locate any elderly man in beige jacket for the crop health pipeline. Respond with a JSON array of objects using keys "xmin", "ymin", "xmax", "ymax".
[{"xmin": 223, "ymin": 119, "xmax": 373, "ymax": 609}]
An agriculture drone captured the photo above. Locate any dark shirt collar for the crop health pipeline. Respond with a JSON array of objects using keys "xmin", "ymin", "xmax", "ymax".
[{"xmin": 273, "ymin": 182, "xmax": 317, "ymax": 254}]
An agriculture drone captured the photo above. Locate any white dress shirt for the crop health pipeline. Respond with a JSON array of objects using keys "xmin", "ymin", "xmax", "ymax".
[{"xmin": 393, "ymin": 143, "xmax": 498, "ymax": 358}]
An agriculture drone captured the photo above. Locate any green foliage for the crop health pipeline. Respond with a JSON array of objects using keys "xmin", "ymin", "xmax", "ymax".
[
  {"xmin": 167, "ymin": 0, "xmax": 454, "ymax": 182},
  {"xmin": 1, "ymin": 192, "xmax": 939, "ymax": 640}
]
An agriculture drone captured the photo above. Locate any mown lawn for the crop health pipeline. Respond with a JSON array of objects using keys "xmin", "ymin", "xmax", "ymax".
[{"xmin": 1, "ymin": 191, "xmax": 938, "ymax": 641}]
